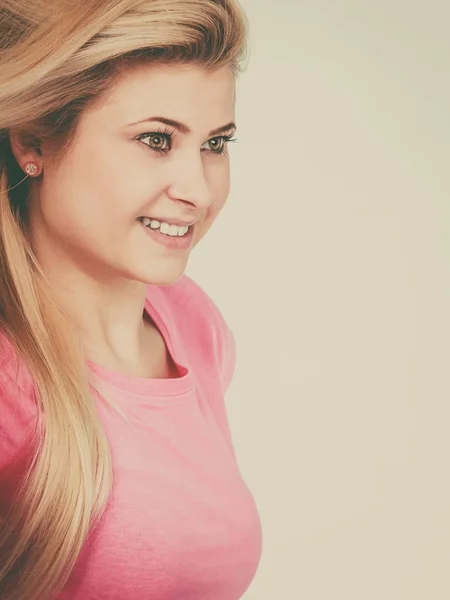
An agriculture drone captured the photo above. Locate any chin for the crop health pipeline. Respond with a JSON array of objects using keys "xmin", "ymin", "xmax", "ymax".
[{"xmin": 137, "ymin": 265, "xmax": 187, "ymax": 287}]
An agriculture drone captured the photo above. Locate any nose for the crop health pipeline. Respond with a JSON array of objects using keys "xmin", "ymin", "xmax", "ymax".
[{"xmin": 166, "ymin": 153, "xmax": 212, "ymax": 209}]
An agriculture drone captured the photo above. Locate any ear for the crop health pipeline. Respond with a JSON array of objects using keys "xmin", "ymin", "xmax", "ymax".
[{"xmin": 9, "ymin": 129, "xmax": 43, "ymax": 173}]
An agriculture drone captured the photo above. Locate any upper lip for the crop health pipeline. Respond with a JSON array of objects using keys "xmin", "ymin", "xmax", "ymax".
[{"xmin": 140, "ymin": 216, "xmax": 198, "ymax": 227}]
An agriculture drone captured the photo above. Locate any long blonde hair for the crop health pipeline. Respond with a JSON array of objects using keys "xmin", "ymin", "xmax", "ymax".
[{"xmin": 0, "ymin": 1, "xmax": 248, "ymax": 598}]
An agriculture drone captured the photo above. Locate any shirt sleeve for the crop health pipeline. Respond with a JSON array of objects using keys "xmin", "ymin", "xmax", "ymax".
[
  {"xmin": 179, "ymin": 275, "xmax": 237, "ymax": 394},
  {"xmin": 210, "ymin": 302, "xmax": 237, "ymax": 394}
]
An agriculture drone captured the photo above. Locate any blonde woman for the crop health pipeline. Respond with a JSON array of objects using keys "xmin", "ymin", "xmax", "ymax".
[{"xmin": 0, "ymin": 1, "xmax": 262, "ymax": 598}]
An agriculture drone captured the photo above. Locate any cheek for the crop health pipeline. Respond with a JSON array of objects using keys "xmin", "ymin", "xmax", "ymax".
[
  {"xmin": 41, "ymin": 156, "xmax": 151, "ymax": 233},
  {"xmin": 54, "ymin": 136, "xmax": 158, "ymax": 220},
  {"xmin": 40, "ymin": 179, "xmax": 102, "ymax": 237},
  {"xmin": 37, "ymin": 175, "xmax": 123, "ymax": 263},
  {"xmin": 208, "ymin": 160, "xmax": 231, "ymax": 206},
  {"xmin": 197, "ymin": 167, "xmax": 230, "ymax": 241}
]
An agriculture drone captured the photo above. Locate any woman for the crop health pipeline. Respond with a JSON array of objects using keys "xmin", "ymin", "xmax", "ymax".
[{"xmin": 0, "ymin": 1, "xmax": 262, "ymax": 598}]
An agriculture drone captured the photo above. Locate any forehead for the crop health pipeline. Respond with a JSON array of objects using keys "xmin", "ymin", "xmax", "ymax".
[{"xmin": 90, "ymin": 63, "xmax": 236, "ymax": 130}]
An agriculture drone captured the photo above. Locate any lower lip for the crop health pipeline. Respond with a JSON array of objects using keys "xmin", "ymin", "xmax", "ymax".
[{"xmin": 139, "ymin": 221, "xmax": 194, "ymax": 250}]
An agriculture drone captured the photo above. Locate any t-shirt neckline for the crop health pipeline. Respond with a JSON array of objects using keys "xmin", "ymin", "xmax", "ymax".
[{"xmin": 85, "ymin": 290, "xmax": 194, "ymax": 397}]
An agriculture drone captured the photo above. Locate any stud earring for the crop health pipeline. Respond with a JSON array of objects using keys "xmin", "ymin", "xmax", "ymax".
[{"xmin": 24, "ymin": 162, "xmax": 40, "ymax": 176}]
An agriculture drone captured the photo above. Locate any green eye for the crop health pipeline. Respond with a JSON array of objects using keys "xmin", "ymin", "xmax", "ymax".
[
  {"xmin": 146, "ymin": 134, "xmax": 167, "ymax": 150},
  {"xmin": 203, "ymin": 134, "xmax": 237, "ymax": 155},
  {"xmin": 208, "ymin": 138, "xmax": 224, "ymax": 151},
  {"xmin": 137, "ymin": 127, "xmax": 174, "ymax": 155}
]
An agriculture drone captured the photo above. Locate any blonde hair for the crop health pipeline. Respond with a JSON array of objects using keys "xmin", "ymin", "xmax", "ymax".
[{"xmin": 0, "ymin": 1, "xmax": 248, "ymax": 598}]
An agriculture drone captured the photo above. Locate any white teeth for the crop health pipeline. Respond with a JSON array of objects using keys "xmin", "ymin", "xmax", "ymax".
[
  {"xmin": 139, "ymin": 217, "xmax": 189, "ymax": 237},
  {"xmin": 175, "ymin": 226, "xmax": 189, "ymax": 237}
]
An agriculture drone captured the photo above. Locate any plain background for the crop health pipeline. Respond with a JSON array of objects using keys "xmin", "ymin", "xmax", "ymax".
[{"xmin": 187, "ymin": 1, "xmax": 450, "ymax": 598}]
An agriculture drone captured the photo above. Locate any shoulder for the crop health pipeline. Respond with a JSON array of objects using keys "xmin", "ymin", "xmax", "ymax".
[
  {"xmin": 0, "ymin": 330, "xmax": 38, "ymax": 473},
  {"xmin": 147, "ymin": 274, "xmax": 236, "ymax": 392}
]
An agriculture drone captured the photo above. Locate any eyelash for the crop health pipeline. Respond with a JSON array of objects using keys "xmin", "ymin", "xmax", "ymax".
[{"xmin": 136, "ymin": 126, "xmax": 237, "ymax": 156}]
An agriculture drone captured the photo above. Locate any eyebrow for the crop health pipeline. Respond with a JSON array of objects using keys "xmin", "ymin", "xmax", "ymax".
[{"xmin": 128, "ymin": 116, "xmax": 237, "ymax": 136}]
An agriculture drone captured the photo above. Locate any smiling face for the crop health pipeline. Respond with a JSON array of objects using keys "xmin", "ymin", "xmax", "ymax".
[{"xmin": 28, "ymin": 63, "xmax": 236, "ymax": 286}]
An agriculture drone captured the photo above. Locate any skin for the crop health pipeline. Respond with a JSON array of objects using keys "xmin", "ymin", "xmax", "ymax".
[{"xmin": 9, "ymin": 64, "xmax": 236, "ymax": 372}]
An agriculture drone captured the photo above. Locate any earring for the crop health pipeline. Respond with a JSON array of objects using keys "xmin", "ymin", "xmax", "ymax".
[{"xmin": 24, "ymin": 162, "xmax": 40, "ymax": 176}]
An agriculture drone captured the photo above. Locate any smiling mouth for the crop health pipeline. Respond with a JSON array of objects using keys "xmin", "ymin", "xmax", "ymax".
[{"xmin": 137, "ymin": 216, "xmax": 192, "ymax": 237}]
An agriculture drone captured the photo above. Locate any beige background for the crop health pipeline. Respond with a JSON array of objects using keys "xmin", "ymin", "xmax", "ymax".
[{"xmin": 187, "ymin": 1, "xmax": 450, "ymax": 598}]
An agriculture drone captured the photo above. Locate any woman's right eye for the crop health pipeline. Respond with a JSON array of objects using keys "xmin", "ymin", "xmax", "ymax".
[{"xmin": 137, "ymin": 131, "xmax": 174, "ymax": 154}]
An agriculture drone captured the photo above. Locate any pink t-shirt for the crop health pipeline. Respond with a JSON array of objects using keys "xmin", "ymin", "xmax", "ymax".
[{"xmin": 0, "ymin": 274, "xmax": 262, "ymax": 599}]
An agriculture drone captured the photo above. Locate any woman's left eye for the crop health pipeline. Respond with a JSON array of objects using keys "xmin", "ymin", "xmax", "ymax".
[
  {"xmin": 203, "ymin": 135, "xmax": 237, "ymax": 155},
  {"xmin": 203, "ymin": 137, "xmax": 226, "ymax": 154}
]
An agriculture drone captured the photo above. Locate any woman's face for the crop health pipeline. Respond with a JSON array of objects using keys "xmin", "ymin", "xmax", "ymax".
[{"xmin": 28, "ymin": 64, "xmax": 236, "ymax": 285}]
